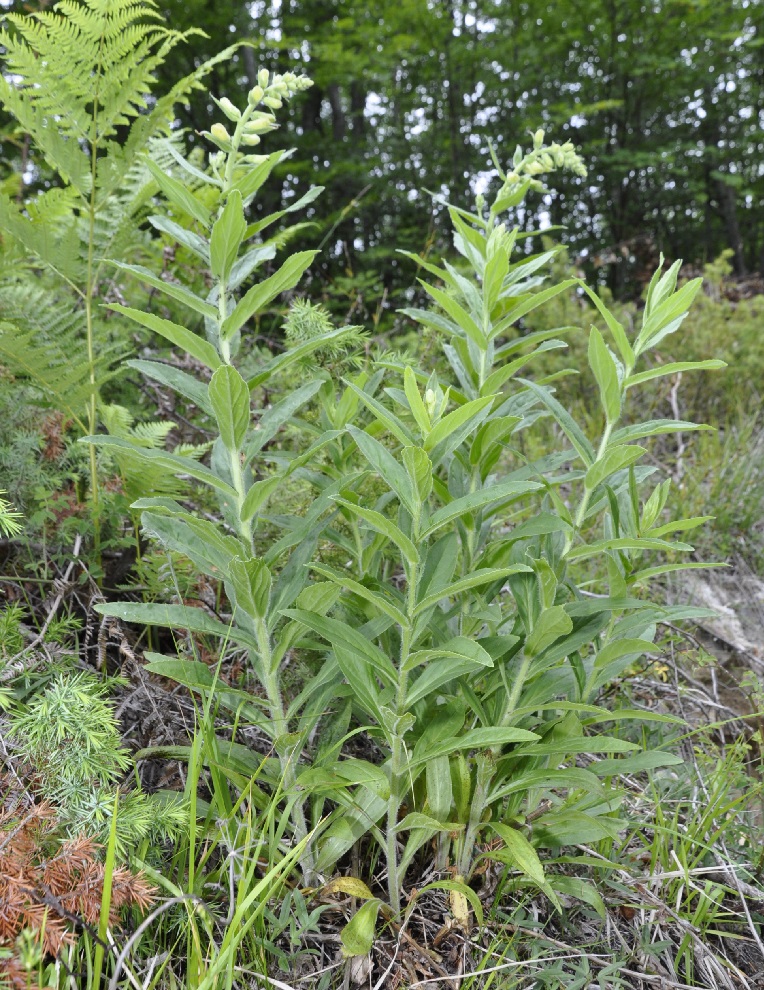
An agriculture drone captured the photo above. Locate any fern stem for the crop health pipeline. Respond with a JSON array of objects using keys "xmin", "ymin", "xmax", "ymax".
[{"xmin": 85, "ymin": 18, "xmax": 108, "ymax": 551}]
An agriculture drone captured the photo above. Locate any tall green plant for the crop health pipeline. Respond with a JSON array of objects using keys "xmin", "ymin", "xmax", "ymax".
[
  {"xmin": 0, "ymin": 0, "xmax": 238, "ymax": 527},
  {"xmin": 88, "ymin": 70, "xmax": 362, "ymax": 879},
  {"xmin": 282, "ymin": 134, "xmax": 724, "ymax": 917}
]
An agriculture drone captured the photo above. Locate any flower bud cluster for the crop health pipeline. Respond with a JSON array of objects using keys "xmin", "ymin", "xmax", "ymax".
[
  {"xmin": 247, "ymin": 70, "xmax": 313, "ymax": 110},
  {"xmin": 202, "ymin": 70, "xmax": 313, "ymax": 162},
  {"xmin": 497, "ymin": 133, "xmax": 587, "ymax": 202}
]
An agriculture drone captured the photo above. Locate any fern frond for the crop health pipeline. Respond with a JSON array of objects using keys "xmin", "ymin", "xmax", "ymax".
[
  {"xmin": 1, "ymin": 1, "xmax": 182, "ymax": 143},
  {"xmin": 100, "ymin": 403, "xmax": 209, "ymax": 502},
  {"xmin": 0, "ymin": 285, "xmax": 125, "ymax": 429},
  {"xmin": 0, "ymin": 194, "xmax": 86, "ymax": 289}
]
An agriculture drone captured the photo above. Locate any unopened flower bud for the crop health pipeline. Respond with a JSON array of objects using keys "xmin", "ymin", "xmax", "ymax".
[
  {"xmin": 263, "ymin": 96, "xmax": 282, "ymax": 110},
  {"xmin": 258, "ymin": 68, "xmax": 270, "ymax": 88},
  {"xmin": 210, "ymin": 122, "xmax": 230, "ymax": 143},
  {"xmin": 218, "ymin": 97, "xmax": 240, "ymax": 122},
  {"xmin": 533, "ymin": 128, "xmax": 545, "ymax": 148},
  {"xmin": 248, "ymin": 85, "xmax": 265, "ymax": 105},
  {"xmin": 241, "ymin": 133, "xmax": 261, "ymax": 146}
]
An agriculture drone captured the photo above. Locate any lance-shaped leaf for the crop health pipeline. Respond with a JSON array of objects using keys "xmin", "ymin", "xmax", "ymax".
[
  {"xmin": 519, "ymin": 379, "xmax": 595, "ymax": 465},
  {"xmin": 408, "ymin": 727, "xmax": 538, "ymax": 768},
  {"xmin": 585, "ymin": 445, "xmax": 646, "ymax": 491},
  {"xmin": 94, "ymin": 601, "xmax": 258, "ymax": 649},
  {"xmin": 525, "ymin": 605, "xmax": 573, "ymax": 657},
  {"xmin": 127, "ymin": 359, "xmax": 213, "ymax": 415},
  {"xmin": 625, "ymin": 360, "xmax": 726, "ymax": 388},
  {"xmin": 577, "ymin": 281, "xmax": 635, "ymax": 367},
  {"xmin": 84, "ymin": 435, "xmax": 237, "ymax": 497},
  {"xmin": 222, "ymin": 251, "xmax": 318, "ymax": 340},
  {"xmin": 281, "ymin": 609, "xmax": 398, "ymax": 686},
  {"xmin": 420, "ymin": 280, "xmax": 485, "ymax": 346},
  {"xmin": 332, "ymin": 498, "xmax": 420, "ymax": 564},
  {"xmin": 110, "ymin": 262, "xmax": 218, "ymax": 320},
  {"xmin": 210, "ymin": 189, "xmax": 246, "ymax": 281},
  {"xmin": 310, "ymin": 563, "xmax": 408, "ymax": 627},
  {"xmin": 208, "ymin": 365, "xmax": 251, "ymax": 453},
  {"xmin": 413, "ymin": 566, "xmax": 532, "ymax": 616},
  {"xmin": 423, "ymin": 480, "xmax": 540, "ymax": 537},
  {"xmin": 149, "ymin": 215, "xmax": 210, "ymax": 263},
  {"xmin": 346, "ymin": 425, "xmax": 415, "ymax": 513},
  {"xmin": 228, "ymin": 556, "xmax": 271, "ymax": 622},
  {"xmin": 424, "ymin": 395, "xmax": 494, "ymax": 464},
  {"xmin": 109, "ymin": 305, "xmax": 221, "ymax": 371},
  {"xmin": 145, "ymin": 158, "xmax": 211, "ymax": 227},
  {"xmin": 588, "ymin": 326, "xmax": 621, "ymax": 423}
]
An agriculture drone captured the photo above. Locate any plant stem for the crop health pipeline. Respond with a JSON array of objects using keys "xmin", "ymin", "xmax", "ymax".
[
  {"xmin": 386, "ymin": 555, "xmax": 418, "ymax": 914},
  {"xmin": 563, "ymin": 419, "xmax": 615, "ymax": 558},
  {"xmin": 255, "ymin": 618, "xmax": 314, "ymax": 880}
]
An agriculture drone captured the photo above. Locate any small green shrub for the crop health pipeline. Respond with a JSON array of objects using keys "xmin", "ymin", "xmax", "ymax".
[{"xmin": 8, "ymin": 670, "xmax": 186, "ymax": 855}]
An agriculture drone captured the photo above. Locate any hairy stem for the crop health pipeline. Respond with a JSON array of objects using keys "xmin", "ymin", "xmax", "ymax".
[{"xmin": 386, "ymin": 555, "xmax": 418, "ymax": 914}]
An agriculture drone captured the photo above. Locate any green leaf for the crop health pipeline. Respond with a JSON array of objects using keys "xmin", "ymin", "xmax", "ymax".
[
  {"xmin": 84, "ymin": 435, "xmax": 236, "ymax": 497},
  {"xmin": 340, "ymin": 898, "xmax": 382, "ymax": 958},
  {"xmin": 420, "ymin": 280, "xmax": 485, "ymax": 347},
  {"xmin": 247, "ymin": 380, "xmax": 324, "ymax": 458},
  {"xmin": 126, "ymin": 359, "xmax": 213, "ymax": 416},
  {"xmin": 403, "ymin": 365, "xmax": 431, "ymax": 433},
  {"xmin": 108, "ymin": 305, "xmax": 221, "ymax": 370},
  {"xmin": 591, "ymin": 751, "xmax": 683, "ymax": 775},
  {"xmin": 409, "ymin": 727, "xmax": 538, "ymax": 767},
  {"xmin": 585, "ymin": 445, "xmax": 646, "ymax": 491},
  {"xmin": 247, "ymin": 327, "xmax": 356, "ymax": 389},
  {"xmin": 423, "ymin": 481, "xmax": 540, "ymax": 537},
  {"xmin": 425, "ymin": 395, "xmax": 495, "ymax": 464},
  {"xmin": 110, "ymin": 262, "xmax": 218, "ymax": 320},
  {"xmin": 625, "ymin": 360, "xmax": 726, "ymax": 388},
  {"xmin": 145, "ymin": 158, "xmax": 211, "ymax": 227},
  {"xmin": 638, "ymin": 278, "xmax": 703, "ymax": 351},
  {"xmin": 490, "ymin": 822, "xmax": 547, "ymax": 888},
  {"xmin": 231, "ymin": 150, "xmax": 284, "ymax": 202},
  {"xmin": 310, "ymin": 563, "xmax": 408, "ymax": 626},
  {"xmin": 240, "ymin": 475, "xmax": 283, "ymax": 522},
  {"xmin": 148, "ymin": 215, "xmax": 210, "ymax": 263},
  {"xmin": 401, "ymin": 446, "xmax": 433, "ymax": 503},
  {"xmin": 578, "ymin": 281, "xmax": 635, "ymax": 367},
  {"xmin": 588, "ymin": 326, "xmax": 621, "ymax": 423},
  {"xmin": 228, "ymin": 556, "xmax": 271, "ymax": 621},
  {"xmin": 490, "ymin": 278, "xmax": 578, "ymax": 340},
  {"xmin": 222, "ymin": 251, "xmax": 319, "ymax": 340},
  {"xmin": 333, "ymin": 498, "xmax": 420, "ymax": 564},
  {"xmin": 208, "ymin": 365, "xmax": 250, "ymax": 453},
  {"xmin": 346, "ymin": 381, "xmax": 416, "ymax": 446},
  {"xmin": 520, "ymin": 379, "xmax": 595, "ymax": 466},
  {"xmin": 550, "ymin": 876, "xmax": 606, "ymax": 919},
  {"xmin": 346, "ymin": 425, "xmax": 415, "ymax": 513},
  {"xmin": 426, "ymin": 755, "xmax": 453, "ymax": 821},
  {"xmin": 414, "ymin": 566, "xmax": 531, "ymax": 616},
  {"xmin": 525, "ymin": 605, "xmax": 574, "ymax": 657},
  {"xmin": 566, "ymin": 537, "xmax": 693, "ymax": 562},
  {"xmin": 94, "ymin": 602, "xmax": 257, "ymax": 649},
  {"xmin": 210, "ymin": 189, "xmax": 246, "ymax": 281},
  {"xmin": 405, "ymin": 635, "xmax": 495, "ymax": 672},
  {"xmin": 533, "ymin": 811, "xmax": 622, "ymax": 847},
  {"xmin": 610, "ymin": 419, "xmax": 713, "ymax": 445},
  {"xmin": 281, "ymin": 609, "xmax": 398, "ymax": 686}
]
